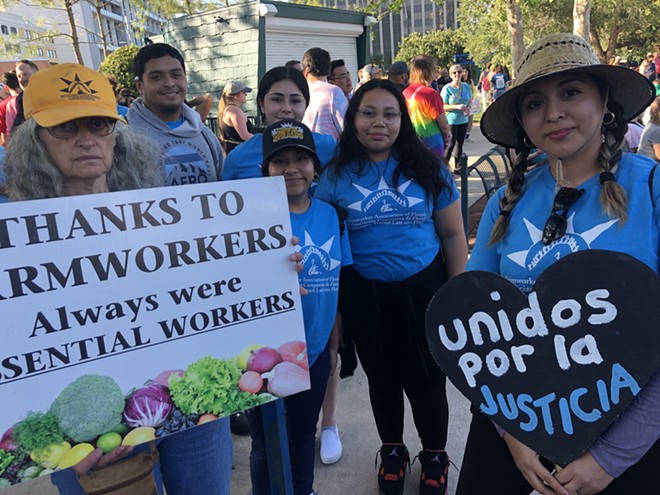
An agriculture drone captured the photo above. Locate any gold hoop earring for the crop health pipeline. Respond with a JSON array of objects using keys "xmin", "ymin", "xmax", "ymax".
[
  {"xmin": 523, "ymin": 136, "xmax": 534, "ymax": 148},
  {"xmin": 602, "ymin": 112, "xmax": 615, "ymax": 126}
]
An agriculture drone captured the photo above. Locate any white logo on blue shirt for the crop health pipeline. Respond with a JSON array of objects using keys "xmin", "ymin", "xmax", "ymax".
[
  {"xmin": 508, "ymin": 213, "xmax": 618, "ymax": 272},
  {"xmin": 298, "ymin": 231, "xmax": 341, "ymax": 277},
  {"xmin": 348, "ymin": 177, "xmax": 424, "ymax": 212}
]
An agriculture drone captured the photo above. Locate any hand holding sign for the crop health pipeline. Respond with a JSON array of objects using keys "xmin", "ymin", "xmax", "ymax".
[{"xmin": 425, "ymin": 250, "xmax": 660, "ymax": 466}]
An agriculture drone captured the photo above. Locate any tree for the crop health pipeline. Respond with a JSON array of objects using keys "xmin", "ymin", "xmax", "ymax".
[
  {"xmin": 589, "ymin": 0, "xmax": 660, "ymax": 63},
  {"xmin": 573, "ymin": 0, "xmax": 590, "ymax": 39},
  {"xmin": 505, "ymin": 0, "xmax": 524, "ymax": 77},
  {"xmin": 458, "ymin": 0, "xmax": 658, "ymax": 71},
  {"xmin": 395, "ymin": 29, "xmax": 467, "ymax": 70},
  {"xmin": 98, "ymin": 45, "xmax": 140, "ymax": 93}
]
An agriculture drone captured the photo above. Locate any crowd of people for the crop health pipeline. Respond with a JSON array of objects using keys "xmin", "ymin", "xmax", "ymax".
[{"xmin": 0, "ymin": 32, "xmax": 659, "ymax": 495}]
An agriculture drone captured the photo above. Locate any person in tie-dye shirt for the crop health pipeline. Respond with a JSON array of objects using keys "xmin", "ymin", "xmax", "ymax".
[{"xmin": 403, "ymin": 56, "xmax": 451, "ymax": 159}]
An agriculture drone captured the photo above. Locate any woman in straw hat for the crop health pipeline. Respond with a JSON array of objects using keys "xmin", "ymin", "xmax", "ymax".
[{"xmin": 460, "ymin": 34, "xmax": 658, "ymax": 495}]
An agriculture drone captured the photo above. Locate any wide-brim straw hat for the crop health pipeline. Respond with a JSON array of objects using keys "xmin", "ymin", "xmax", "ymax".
[{"xmin": 481, "ymin": 33, "xmax": 656, "ymax": 148}]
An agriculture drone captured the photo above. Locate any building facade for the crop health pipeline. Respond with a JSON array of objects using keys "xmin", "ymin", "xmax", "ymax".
[
  {"xmin": 0, "ymin": 10, "xmax": 67, "ymax": 63},
  {"xmin": 0, "ymin": 0, "xmax": 163, "ymax": 69},
  {"xmin": 320, "ymin": 0, "xmax": 459, "ymax": 64}
]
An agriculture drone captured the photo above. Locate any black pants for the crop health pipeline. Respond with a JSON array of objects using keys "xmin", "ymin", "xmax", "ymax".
[
  {"xmin": 456, "ymin": 409, "xmax": 660, "ymax": 494},
  {"xmin": 339, "ymin": 256, "xmax": 449, "ymax": 450},
  {"xmin": 445, "ymin": 122, "xmax": 469, "ymax": 164}
]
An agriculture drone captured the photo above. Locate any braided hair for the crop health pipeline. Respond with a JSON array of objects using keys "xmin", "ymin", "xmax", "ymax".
[{"xmin": 488, "ymin": 74, "xmax": 628, "ymax": 245}]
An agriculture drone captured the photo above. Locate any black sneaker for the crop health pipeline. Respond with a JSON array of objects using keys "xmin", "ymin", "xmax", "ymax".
[
  {"xmin": 416, "ymin": 449, "xmax": 449, "ymax": 495},
  {"xmin": 375, "ymin": 443, "xmax": 410, "ymax": 495}
]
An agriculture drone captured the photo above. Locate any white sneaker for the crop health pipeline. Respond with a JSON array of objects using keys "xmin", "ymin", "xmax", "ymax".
[{"xmin": 320, "ymin": 425, "xmax": 342, "ymax": 464}]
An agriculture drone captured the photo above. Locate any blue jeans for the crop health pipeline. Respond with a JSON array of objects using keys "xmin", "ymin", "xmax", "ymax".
[
  {"xmin": 50, "ymin": 416, "xmax": 231, "ymax": 495},
  {"xmin": 247, "ymin": 345, "xmax": 330, "ymax": 495}
]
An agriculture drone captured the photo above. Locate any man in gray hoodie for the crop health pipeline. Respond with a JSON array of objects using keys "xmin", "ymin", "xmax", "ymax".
[
  {"xmin": 127, "ymin": 43, "xmax": 223, "ymax": 186},
  {"xmin": 126, "ymin": 43, "xmax": 231, "ymax": 495}
]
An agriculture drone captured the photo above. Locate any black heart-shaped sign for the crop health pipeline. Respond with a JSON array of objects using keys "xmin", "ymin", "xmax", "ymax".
[{"xmin": 425, "ymin": 250, "xmax": 660, "ymax": 466}]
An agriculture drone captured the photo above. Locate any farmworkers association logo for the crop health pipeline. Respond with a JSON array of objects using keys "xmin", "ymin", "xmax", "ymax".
[{"xmin": 59, "ymin": 74, "xmax": 100, "ymax": 102}]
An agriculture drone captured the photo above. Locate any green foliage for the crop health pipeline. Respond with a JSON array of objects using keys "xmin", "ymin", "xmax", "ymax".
[
  {"xmin": 590, "ymin": 0, "xmax": 660, "ymax": 60},
  {"xmin": 169, "ymin": 356, "xmax": 269, "ymax": 415},
  {"xmin": 12, "ymin": 412, "xmax": 65, "ymax": 454},
  {"xmin": 50, "ymin": 375, "xmax": 125, "ymax": 443},
  {"xmin": 457, "ymin": 0, "xmax": 659, "ymax": 69},
  {"xmin": 99, "ymin": 45, "xmax": 140, "ymax": 94},
  {"xmin": 395, "ymin": 29, "xmax": 467, "ymax": 71}
]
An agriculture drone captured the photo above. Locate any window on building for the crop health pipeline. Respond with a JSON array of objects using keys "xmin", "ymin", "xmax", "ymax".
[
  {"xmin": 10, "ymin": 27, "xmax": 17, "ymax": 35},
  {"xmin": 37, "ymin": 48, "xmax": 43, "ymax": 56},
  {"xmin": 1, "ymin": 26, "xmax": 7, "ymax": 35},
  {"xmin": 25, "ymin": 30, "xmax": 31, "ymax": 39}
]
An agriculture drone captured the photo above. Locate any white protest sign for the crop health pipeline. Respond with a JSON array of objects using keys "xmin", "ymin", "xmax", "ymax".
[{"xmin": 0, "ymin": 177, "xmax": 308, "ymax": 485}]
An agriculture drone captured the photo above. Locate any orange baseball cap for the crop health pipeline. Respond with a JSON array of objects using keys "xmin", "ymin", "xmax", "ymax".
[{"xmin": 23, "ymin": 63, "xmax": 126, "ymax": 127}]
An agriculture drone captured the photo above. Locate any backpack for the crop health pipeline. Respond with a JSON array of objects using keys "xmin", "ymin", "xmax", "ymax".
[
  {"xmin": 481, "ymin": 75, "xmax": 491, "ymax": 92},
  {"xmin": 494, "ymin": 75, "xmax": 506, "ymax": 90}
]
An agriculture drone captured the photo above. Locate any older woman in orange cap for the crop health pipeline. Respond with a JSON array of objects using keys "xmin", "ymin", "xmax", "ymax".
[
  {"xmin": 7, "ymin": 62, "xmax": 163, "ymax": 198},
  {"xmin": 4, "ymin": 63, "xmax": 237, "ymax": 495}
]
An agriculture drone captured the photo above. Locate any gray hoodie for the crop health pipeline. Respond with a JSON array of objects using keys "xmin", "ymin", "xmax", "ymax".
[{"xmin": 127, "ymin": 99, "xmax": 224, "ymax": 186}]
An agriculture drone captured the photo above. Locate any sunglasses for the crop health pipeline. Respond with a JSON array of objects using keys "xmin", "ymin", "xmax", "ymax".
[{"xmin": 542, "ymin": 187, "xmax": 584, "ymax": 245}]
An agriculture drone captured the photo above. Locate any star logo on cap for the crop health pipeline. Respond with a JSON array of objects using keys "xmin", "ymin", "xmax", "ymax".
[{"xmin": 60, "ymin": 74, "xmax": 98, "ymax": 96}]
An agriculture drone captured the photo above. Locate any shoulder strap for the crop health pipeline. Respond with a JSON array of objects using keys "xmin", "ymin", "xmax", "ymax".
[
  {"xmin": 649, "ymin": 164, "xmax": 658, "ymax": 208},
  {"xmin": 200, "ymin": 127, "xmax": 222, "ymax": 178}
]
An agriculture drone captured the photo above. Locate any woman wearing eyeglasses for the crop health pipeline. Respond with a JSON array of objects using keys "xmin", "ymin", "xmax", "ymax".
[
  {"xmin": 7, "ymin": 64, "xmax": 163, "ymax": 199},
  {"xmin": 461, "ymin": 33, "xmax": 659, "ymax": 495},
  {"xmin": 441, "ymin": 64, "xmax": 472, "ymax": 173},
  {"xmin": 315, "ymin": 79, "xmax": 467, "ymax": 495},
  {"xmin": 4, "ymin": 63, "xmax": 236, "ymax": 495}
]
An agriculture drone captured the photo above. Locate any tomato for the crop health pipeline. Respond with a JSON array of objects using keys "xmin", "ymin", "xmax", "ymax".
[{"xmin": 239, "ymin": 371, "xmax": 263, "ymax": 394}]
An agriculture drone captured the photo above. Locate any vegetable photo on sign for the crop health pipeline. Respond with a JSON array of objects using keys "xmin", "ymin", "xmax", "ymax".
[{"xmin": 0, "ymin": 341, "xmax": 311, "ymax": 487}]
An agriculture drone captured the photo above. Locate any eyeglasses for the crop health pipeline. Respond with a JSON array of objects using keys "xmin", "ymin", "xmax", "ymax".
[
  {"xmin": 45, "ymin": 117, "xmax": 117, "ymax": 139},
  {"xmin": 330, "ymin": 72, "xmax": 351, "ymax": 81},
  {"xmin": 356, "ymin": 108, "xmax": 402, "ymax": 124},
  {"xmin": 452, "ymin": 70, "xmax": 463, "ymax": 74},
  {"xmin": 542, "ymin": 187, "xmax": 584, "ymax": 245}
]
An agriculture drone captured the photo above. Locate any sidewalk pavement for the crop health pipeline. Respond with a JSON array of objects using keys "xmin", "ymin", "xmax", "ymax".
[{"xmin": 11, "ymin": 127, "xmax": 500, "ymax": 495}]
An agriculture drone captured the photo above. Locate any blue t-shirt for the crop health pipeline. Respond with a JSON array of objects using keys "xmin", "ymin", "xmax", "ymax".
[
  {"xmin": 223, "ymin": 132, "xmax": 337, "ymax": 181},
  {"xmin": 314, "ymin": 156, "xmax": 459, "ymax": 281},
  {"xmin": 468, "ymin": 153, "xmax": 660, "ymax": 293},
  {"xmin": 293, "ymin": 198, "xmax": 352, "ymax": 365},
  {"xmin": 441, "ymin": 82, "xmax": 472, "ymax": 126},
  {"xmin": 116, "ymin": 104, "xmax": 129, "ymax": 118}
]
